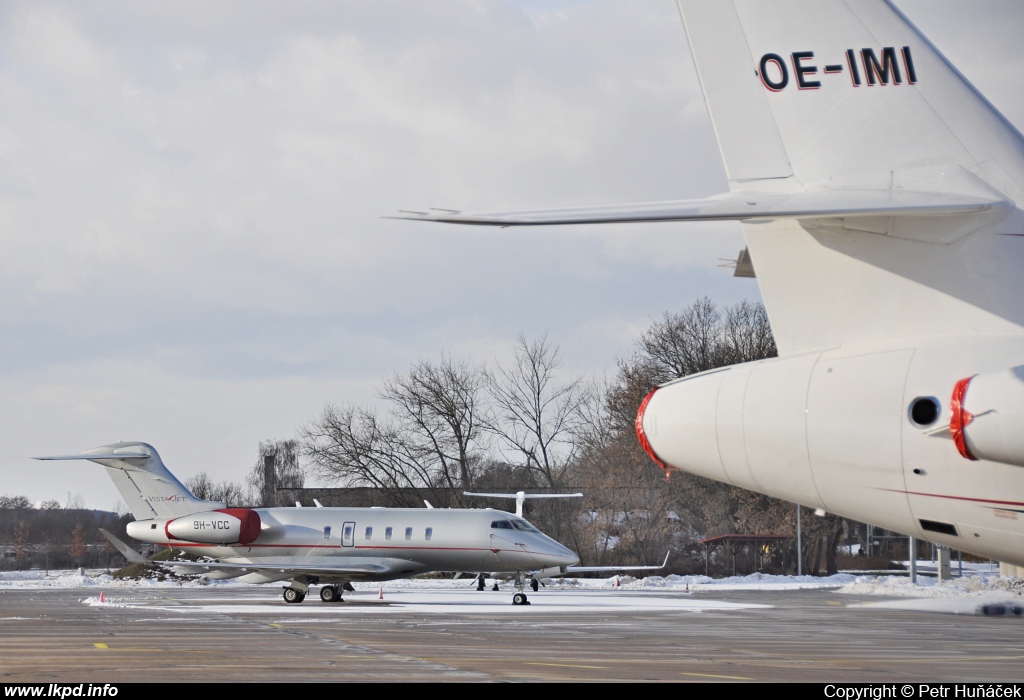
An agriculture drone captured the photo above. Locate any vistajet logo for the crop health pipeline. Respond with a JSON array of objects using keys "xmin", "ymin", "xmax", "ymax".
[
  {"xmin": 758, "ymin": 46, "xmax": 917, "ymax": 91},
  {"xmin": 145, "ymin": 495, "xmax": 187, "ymax": 502}
]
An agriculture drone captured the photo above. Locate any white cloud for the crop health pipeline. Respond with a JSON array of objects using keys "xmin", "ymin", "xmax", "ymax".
[{"xmin": 0, "ymin": 0, "xmax": 1017, "ymax": 505}]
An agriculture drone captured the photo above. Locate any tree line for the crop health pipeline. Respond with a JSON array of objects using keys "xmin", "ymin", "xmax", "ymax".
[
  {"xmin": 1, "ymin": 297, "xmax": 856, "ymax": 575},
  {"xmin": 296, "ymin": 296, "xmax": 850, "ymax": 575}
]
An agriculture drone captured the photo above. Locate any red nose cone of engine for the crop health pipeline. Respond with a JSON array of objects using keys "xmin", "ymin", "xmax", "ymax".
[{"xmin": 636, "ymin": 389, "xmax": 667, "ymax": 470}]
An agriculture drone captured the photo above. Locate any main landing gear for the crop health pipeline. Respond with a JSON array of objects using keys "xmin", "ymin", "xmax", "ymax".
[
  {"xmin": 319, "ymin": 585, "xmax": 343, "ymax": 603},
  {"xmin": 283, "ymin": 587, "xmax": 306, "ymax": 604}
]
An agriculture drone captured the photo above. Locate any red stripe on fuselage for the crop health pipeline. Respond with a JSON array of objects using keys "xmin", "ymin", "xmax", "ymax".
[
  {"xmin": 878, "ymin": 489, "xmax": 1024, "ymax": 508},
  {"xmin": 150, "ymin": 543, "xmax": 550, "ymax": 555}
]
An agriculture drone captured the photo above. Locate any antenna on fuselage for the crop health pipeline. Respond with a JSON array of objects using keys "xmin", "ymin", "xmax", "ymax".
[{"xmin": 462, "ymin": 491, "xmax": 583, "ymax": 518}]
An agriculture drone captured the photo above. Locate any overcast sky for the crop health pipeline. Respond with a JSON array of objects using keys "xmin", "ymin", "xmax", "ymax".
[{"xmin": 1, "ymin": 1, "xmax": 1022, "ymax": 509}]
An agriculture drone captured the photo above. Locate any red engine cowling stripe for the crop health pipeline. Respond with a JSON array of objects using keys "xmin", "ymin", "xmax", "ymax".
[
  {"xmin": 635, "ymin": 389, "xmax": 668, "ymax": 470},
  {"xmin": 217, "ymin": 508, "xmax": 261, "ymax": 546},
  {"xmin": 950, "ymin": 375, "xmax": 978, "ymax": 461}
]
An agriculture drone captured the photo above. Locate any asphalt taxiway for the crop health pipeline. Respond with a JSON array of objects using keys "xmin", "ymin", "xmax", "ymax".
[{"xmin": 2, "ymin": 586, "xmax": 1023, "ymax": 682}]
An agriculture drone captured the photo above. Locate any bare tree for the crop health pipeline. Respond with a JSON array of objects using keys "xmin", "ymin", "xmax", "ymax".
[
  {"xmin": 485, "ymin": 334, "xmax": 590, "ymax": 489},
  {"xmin": 638, "ymin": 297, "xmax": 777, "ymax": 383},
  {"xmin": 0, "ymin": 495, "xmax": 31, "ymax": 510},
  {"xmin": 570, "ymin": 380, "xmax": 682, "ymax": 568},
  {"xmin": 184, "ymin": 471, "xmax": 248, "ymax": 507},
  {"xmin": 639, "ymin": 297, "xmax": 723, "ymax": 380},
  {"xmin": 184, "ymin": 472, "xmax": 215, "ymax": 501},
  {"xmin": 381, "ymin": 355, "xmax": 484, "ymax": 492},
  {"xmin": 302, "ymin": 356, "xmax": 485, "ymax": 507},
  {"xmin": 721, "ymin": 299, "xmax": 777, "ymax": 366}
]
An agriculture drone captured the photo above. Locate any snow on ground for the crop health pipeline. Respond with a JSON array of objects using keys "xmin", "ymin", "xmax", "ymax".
[
  {"xmin": 0, "ymin": 565, "xmax": 1020, "ymax": 600},
  {"xmin": 76, "ymin": 589, "xmax": 773, "ymax": 615}
]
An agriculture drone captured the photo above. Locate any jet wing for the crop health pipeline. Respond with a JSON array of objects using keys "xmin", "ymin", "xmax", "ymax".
[
  {"xmin": 163, "ymin": 561, "xmax": 389, "ymax": 576},
  {"xmin": 564, "ymin": 550, "xmax": 671, "ymax": 574},
  {"xmin": 392, "ymin": 188, "xmax": 1005, "ymax": 227},
  {"xmin": 99, "ymin": 529, "xmax": 388, "ymax": 578}
]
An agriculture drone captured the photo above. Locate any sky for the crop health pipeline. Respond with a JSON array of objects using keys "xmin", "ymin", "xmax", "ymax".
[{"xmin": 1, "ymin": 1, "xmax": 1022, "ymax": 510}]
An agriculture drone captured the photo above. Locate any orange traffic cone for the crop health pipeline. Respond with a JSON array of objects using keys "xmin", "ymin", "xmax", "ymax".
[
  {"xmin": 378, "ymin": 586, "xmax": 384, "ymax": 600},
  {"xmin": 614, "ymin": 577, "xmax": 620, "ymax": 588},
  {"xmin": 99, "ymin": 592, "xmax": 105, "ymax": 603}
]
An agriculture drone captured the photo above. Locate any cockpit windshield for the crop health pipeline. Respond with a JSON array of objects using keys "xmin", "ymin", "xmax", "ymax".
[
  {"xmin": 490, "ymin": 518, "xmax": 540, "ymax": 532},
  {"xmin": 510, "ymin": 519, "xmax": 540, "ymax": 533}
]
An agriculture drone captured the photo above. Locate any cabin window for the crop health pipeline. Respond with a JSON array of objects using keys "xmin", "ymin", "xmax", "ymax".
[
  {"xmin": 425, "ymin": 527, "xmax": 433, "ymax": 541},
  {"xmin": 343, "ymin": 524, "xmax": 353, "ymax": 540},
  {"xmin": 405, "ymin": 527, "xmax": 413, "ymax": 540},
  {"xmin": 385, "ymin": 527, "xmax": 393, "ymax": 540},
  {"xmin": 491, "ymin": 520, "xmax": 513, "ymax": 529},
  {"xmin": 365, "ymin": 526, "xmax": 373, "ymax": 539},
  {"xmin": 323, "ymin": 526, "xmax": 331, "ymax": 539}
]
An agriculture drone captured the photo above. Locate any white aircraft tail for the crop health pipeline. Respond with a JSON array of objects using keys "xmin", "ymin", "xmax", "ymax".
[
  {"xmin": 400, "ymin": 0, "xmax": 1024, "ymax": 355},
  {"xmin": 35, "ymin": 442, "xmax": 226, "ymax": 519},
  {"xmin": 677, "ymin": 0, "xmax": 1024, "ymax": 354}
]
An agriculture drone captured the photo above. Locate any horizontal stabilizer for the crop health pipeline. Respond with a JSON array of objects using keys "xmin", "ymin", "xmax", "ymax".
[
  {"xmin": 35, "ymin": 453, "xmax": 149, "ymax": 462},
  {"xmin": 395, "ymin": 185, "xmax": 1006, "ymax": 228}
]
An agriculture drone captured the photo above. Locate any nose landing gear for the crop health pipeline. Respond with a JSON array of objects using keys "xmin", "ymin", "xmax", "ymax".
[{"xmin": 511, "ymin": 572, "xmax": 531, "ymax": 605}]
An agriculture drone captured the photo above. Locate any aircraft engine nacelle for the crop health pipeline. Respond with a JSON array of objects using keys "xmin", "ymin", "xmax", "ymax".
[
  {"xmin": 634, "ymin": 343, "xmax": 1024, "ymax": 550},
  {"xmin": 165, "ymin": 508, "xmax": 261, "ymax": 545},
  {"xmin": 953, "ymin": 369, "xmax": 1024, "ymax": 468},
  {"xmin": 127, "ymin": 509, "xmax": 261, "ymax": 546}
]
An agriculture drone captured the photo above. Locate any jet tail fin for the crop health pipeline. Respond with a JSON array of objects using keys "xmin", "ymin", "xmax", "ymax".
[
  {"xmin": 672, "ymin": 0, "xmax": 1024, "ymax": 354},
  {"xmin": 35, "ymin": 442, "xmax": 226, "ymax": 520}
]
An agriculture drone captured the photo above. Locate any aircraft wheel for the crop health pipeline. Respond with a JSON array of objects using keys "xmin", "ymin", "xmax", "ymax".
[
  {"xmin": 512, "ymin": 592, "xmax": 530, "ymax": 606},
  {"xmin": 320, "ymin": 586, "xmax": 341, "ymax": 603},
  {"xmin": 530, "ymin": 578, "xmax": 539, "ymax": 592},
  {"xmin": 283, "ymin": 588, "xmax": 305, "ymax": 604}
]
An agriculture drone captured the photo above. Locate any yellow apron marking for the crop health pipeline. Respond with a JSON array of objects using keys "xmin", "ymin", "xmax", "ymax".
[
  {"xmin": 525, "ymin": 662, "xmax": 607, "ymax": 670},
  {"xmin": 680, "ymin": 671, "xmax": 752, "ymax": 680},
  {"xmin": 93, "ymin": 643, "xmax": 108, "ymax": 649}
]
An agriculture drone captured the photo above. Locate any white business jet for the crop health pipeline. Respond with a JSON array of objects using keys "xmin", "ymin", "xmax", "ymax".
[
  {"xmin": 36, "ymin": 442, "xmax": 578, "ymax": 605},
  {"xmin": 399, "ymin": 1, "xmax": 1024, "ymax": 568}
]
